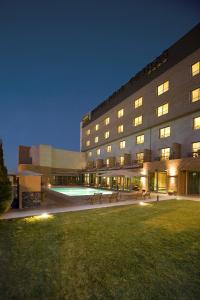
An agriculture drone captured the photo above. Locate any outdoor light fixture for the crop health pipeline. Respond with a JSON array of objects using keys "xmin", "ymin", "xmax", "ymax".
[
  {"xmin": 40, "ymin": 212, "xmax": 50, "ymax": 218},
  {"xmin": 139, "ymin": 201, "xmax": 150, "ymax": 206},
  {"xmin": 25, "ymin": 212, "xmax": 53, "ymax": 222}
]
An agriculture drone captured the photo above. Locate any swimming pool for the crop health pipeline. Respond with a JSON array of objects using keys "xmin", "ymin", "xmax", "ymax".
[{"xmin": 50, "ymin": 187, "xmax": 113, "ymax": 196}]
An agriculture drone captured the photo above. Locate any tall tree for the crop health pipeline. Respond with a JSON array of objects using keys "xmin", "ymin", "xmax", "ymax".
[{"xmin": 0, "ymin": 139, "xmax": 11, "ymax": 214}]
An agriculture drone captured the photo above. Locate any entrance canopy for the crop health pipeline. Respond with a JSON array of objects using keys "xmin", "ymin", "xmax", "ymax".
[{"xmin": 98, "ymin": 169, "xmax": 143, "ymax": 177}]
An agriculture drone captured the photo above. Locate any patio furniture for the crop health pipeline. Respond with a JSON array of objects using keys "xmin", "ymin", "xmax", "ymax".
[
  {"xmin": 143, "ymin": 191, "xmax": 151, "ymax": 199},
  {"xmin": 88, "ymin": 193, "xmax": 102, "ymax": 204},
  {"xmin": 108, "ymin": 192, "xmax": 119, "ymax": 203}
]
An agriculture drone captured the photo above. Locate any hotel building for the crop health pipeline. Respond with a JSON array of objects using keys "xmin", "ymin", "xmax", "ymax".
[{"xmin": 81, "ymin": 23, "xmax": 200, "ymax": 195}]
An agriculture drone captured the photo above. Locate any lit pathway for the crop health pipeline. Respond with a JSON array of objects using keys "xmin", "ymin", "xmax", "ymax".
[{"xmin": 1, "ymin": 195, "xmax": 199, "ymax": 220}]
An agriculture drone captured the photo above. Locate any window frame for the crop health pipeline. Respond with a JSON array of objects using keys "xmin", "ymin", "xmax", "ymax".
[
  {"xmin": 134, "ymin": 115, "xmax": 143, "ymax": 127},
  {"xmin": 157, "ymin": 103, "xmax": 169, "ymax": 117},
  {"xmin": 157, "ymin": 80, "xmax": 169, "ymax": 96},
  {"xmin": 193, "ymin": 116, "xmax": 200, "ymax": 130},
  {"xmin": 191, "ymin": 61, "xmax": 200, "ymax": 77},
  {"xmin": 119, "ymin": 140, "xmax": 126, "ymax": 149},
  {"xmin": 159, "ymin": 126, "xmax": 171, "ymax": 138},
  {"xmin": 136, "ymin": 134, "xmax": 144, "ymax": 144},
  {"xmin": 134, "ymin": 97, "xmax": 143, "ymax": 109},
  {"xmin": 191, "ymin": 87, "xmax": 200, "ymax": 103},
  {"xmin": 117, "ymin": 108, "xmax": 124, "ymax": 119}
]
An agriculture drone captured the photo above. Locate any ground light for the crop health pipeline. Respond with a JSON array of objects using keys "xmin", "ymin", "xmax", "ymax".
[
  {"xmin": 139, "ymin": 201, "xmax": 151, "ymax": 206},
  {"xmin": 24, "ymin": 212, "xmax": 54, "ymax": 222}
]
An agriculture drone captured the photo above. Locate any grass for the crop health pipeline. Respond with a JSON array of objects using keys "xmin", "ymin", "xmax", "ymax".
[{"xmin": 0, "ymin": 200, "xmax": 200, "ymax": 300}]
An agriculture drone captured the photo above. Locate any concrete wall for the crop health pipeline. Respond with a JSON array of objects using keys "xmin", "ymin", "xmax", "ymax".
[{"xmin": 30, "ymin": 145, "xmax": 86, "ymax": 170}]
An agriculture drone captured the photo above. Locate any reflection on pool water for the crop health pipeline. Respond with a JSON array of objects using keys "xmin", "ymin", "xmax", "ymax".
[{"xmin": 50, "ymin": 187, "xmax": 113, "ymax": 196}]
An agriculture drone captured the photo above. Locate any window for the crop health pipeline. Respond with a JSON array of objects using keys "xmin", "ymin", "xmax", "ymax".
[
  {"xmin": 134, "ymin": 115, "xmax": 143, "ymax": 126},
  {"xmin": 88, "ymin": 151, "xmax": 92, "ymax": 157},
  {"xmin": 157, "ymin": 103, "xmax": 168, "ymax": 117},
  {"xmin": 191, "ymin": 88, "xmax": 200, "ymax": 103},
  {"xmin": 104, "ymin": 131, "xmax": 110, "ymax": 139},
  {"xmin": 118, "ymin": 108, "xmax": 124, "ymax": 118},
  {"xmin": 192, "ymin": 61, "xmax": 200, "ymax": 76},
  {"xmin": 157, "ymin": 81, "xmax": 169, "ymax": 96},
  {"xmin": 119, "ymin": 156, "xmax": 124, "ymax": 166},
  {"xmin": 119, "ymin": 140, "xmax": 126, "ymax": 149},
  {"xmin": 95, "ymin": 124, "xmax": 99, "ymax": 131},
  {"xmin": 136, "ymin": 134, "xmax": 144, "ymax": 144},
  {"xmin": 134, "ymin": 97, "xmax": 143, "ymax": 109},
  {"xmin": 105, "ymin": 117, "xmax": 110, "ymax": 125},
  {"xmin": 136, "ymin": 152, "xmax": 144, "ymax": 163},
  {"xmin": 96, "ymin": 149, "xmax": 101, "ymax": 155},
  {"xmin": 95, "ymin": 136, "xmax": 99, "ymax": 143},
  {"xmin": 160, "ymin": 148, "xmax": 170, "ymax": 160},
  {"xmin": 118, "ymin": 124, "xmax": 124, "ymax": 133},
  {"xmin": 193, "ymin": 116, "xmax": 200, "ymax": 130},
  {"xmin": 192, "ymin": 142, "xmax": 200, "ymax": 157},
  {"xmin": 107, "ymin": 145, "xmax": 112, "ymax": 153},
  {"xmin": 86, "ymin": 129, "xmax": 91, "ymax": 136},
  {"xmin": 86, "ymin": 140, "xmax": 90, "ymax": 146},
  {"xmin": 159, "ymin": 126, "xmax": 171, "ymax": 138},
  {"xmin": 106, "ymin": 158, "xmax": 110, "ymax": 167}
]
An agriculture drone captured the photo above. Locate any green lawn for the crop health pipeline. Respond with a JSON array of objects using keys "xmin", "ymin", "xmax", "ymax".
[{"xmin": 0, "ymin": 200, "xmax": 200, "ymax": 300}]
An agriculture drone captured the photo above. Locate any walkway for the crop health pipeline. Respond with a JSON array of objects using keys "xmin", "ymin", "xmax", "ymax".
[{"xmin": 0, "ymin": 194, "xmax": 188, "ymax": 220}]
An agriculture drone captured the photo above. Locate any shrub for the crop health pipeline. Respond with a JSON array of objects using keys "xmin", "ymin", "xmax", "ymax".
[{"xmin": 0, "ymin": 140, "xmax": 12, "ymax": 215}]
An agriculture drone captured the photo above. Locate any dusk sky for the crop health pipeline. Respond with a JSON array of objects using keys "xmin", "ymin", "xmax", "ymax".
[{"xmin": 0, "ymin": 0, "xmax": 199, "ymax": 170}]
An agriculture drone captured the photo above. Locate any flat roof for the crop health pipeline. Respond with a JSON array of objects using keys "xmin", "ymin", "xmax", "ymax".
[{"xmin": 82, "ymin": 22, "xmax": 200, "ymax": 128}]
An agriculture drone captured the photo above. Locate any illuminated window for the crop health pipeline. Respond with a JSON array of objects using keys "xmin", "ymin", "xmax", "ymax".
[
  {"xmin": 191, "ymin": 88, "xmax": 200, "ymax": 103},
  {"xmin": 96, "ymin": 149, "xmax": 101, "ymax": 155},
  {"xmin": 160, "ymin": 148, "xmax": 170, "ymax": 160},
  {"xmin": 192, "ymin": 61, "xmax": 200, "ymax": 76},
  {"xmin": 193, "ymin": 116, "xmax": 200, "ymax": 130},
  {"xmin": 95, "ymin": 124, "xmax": 99, "ymax": 131},
  {"xmin": 157, "ymin": 103, "xmax": 168, "ymax": 117},
  {"xmin": 105, "ymin": 117, "xmax": 110, "ymax": 125},
  {"xmin": 192, "ymin": 142, "xmax": 200, "ymax": 157},
  {"xmin": 106, "ymin": 158, "xmax": 110, "ymax": 167},
  {"xmin": 107, "ymin": 145, "xmax": 112, "ymax": 152},
  {"xmin": 118, "ymin": 124, "xmax": 124, "ymax": 133},
  {"xmin": 104, "ymin": 131, "xmax": 110, "ymax": 139},
  {"xmin": 159, "ymin": 126, "xmax": 171, "ymax": 138},
  {"xmin": 86, "ymin": 129, "xmax": 91, "ymax": 136},
  {"xmin": 157, "ymin": 81, "xmax": 169, "ymax": 96},
  {"xmin": 119, "ymin": 140, "xmax": 126, "ymax": 149},
  {"xmin": 134, "ymin": 115, "xmax": 142, "ymax": 126},
  {"xmin": 86, "ymin": 140, "xmax": 90, "ymax": 146},
  {"xmin": 88, "ymin": 151, "xmax": 92, "ymax": 157},
  {"xmin": 136, "ymin": 134, "xmax": 144, "ymax": 144},
  {"xmin": 134, "ymin": 97, "xmax": 143, "ymax": 109},
  {"xmin": 118, "ymin": 108, "xmax": 124, "ymax": 118},
  {"xmin": 136, "ymin": 152, "xmax": 144, "ymax": 163},
  {"xmin": 95, "ymin": 136, "xmax": 99, "ymax": 143},
  {"xmin": 119, "ymin": 156, "xmax": 124, "ymax": 166}
]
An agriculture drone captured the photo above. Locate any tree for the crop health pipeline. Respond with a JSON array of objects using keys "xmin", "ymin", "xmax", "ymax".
[{"xmin": 0, "ymin": 139, "xmax": 12, "ymax": 215}]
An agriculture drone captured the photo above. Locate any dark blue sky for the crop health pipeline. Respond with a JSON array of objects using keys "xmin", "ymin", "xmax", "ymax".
[{"xmin": 0, "ymin": 0, "xmax": 199, "ymax": 170}]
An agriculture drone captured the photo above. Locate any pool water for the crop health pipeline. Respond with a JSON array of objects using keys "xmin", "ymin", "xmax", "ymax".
[{"xmin": 50, "ymin": 187, "xmax": 113, "ymax": 196}]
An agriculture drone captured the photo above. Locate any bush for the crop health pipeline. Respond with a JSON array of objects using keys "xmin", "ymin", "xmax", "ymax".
[{"xmin": 0, "ymin": 140, "xmax": 12, "ymax": 215}]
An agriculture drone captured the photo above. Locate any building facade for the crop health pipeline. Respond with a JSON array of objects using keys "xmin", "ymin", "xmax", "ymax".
[
  {"xmin": 19, "ymin": 144, "xmax": 86, "ymax": 186},
  {"xmin": 80, "ymin": 23, "xmax": 200, "ymax": 195}
]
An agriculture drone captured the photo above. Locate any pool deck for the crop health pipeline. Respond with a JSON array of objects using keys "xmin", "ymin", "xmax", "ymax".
[{"xmin": 1, "ymin": 194, "xmax": 199, "ymax": 220}]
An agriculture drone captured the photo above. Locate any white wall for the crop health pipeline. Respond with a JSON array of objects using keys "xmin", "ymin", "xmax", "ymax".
[{"xmin": 30, "ymin": 145, "xmax": 86, "ymax": 169}]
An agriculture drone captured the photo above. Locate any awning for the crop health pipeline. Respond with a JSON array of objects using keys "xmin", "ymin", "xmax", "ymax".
[{"xmin": 98, "ymin": 169, "xmax": 142, "ymax": 177}]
